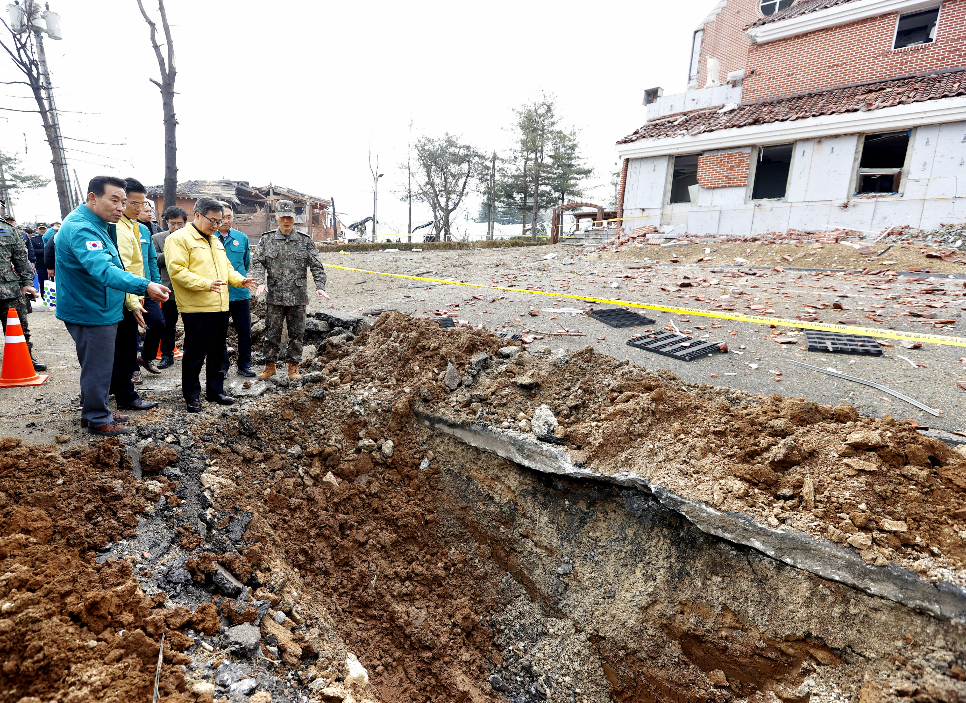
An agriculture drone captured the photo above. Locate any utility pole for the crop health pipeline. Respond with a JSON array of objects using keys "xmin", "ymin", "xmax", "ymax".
[
  {"xmin": 329, "ymin": 196, "xmax": 339, "ymax": 241},
  {"xmin": 30, "ymin": 7, "xmax": 72, "ymax": 213},
  {"xmin": 487, "ymin": 151, "xmax": 496, "ymax": 241},
  {"xmin": 5, "ymin": 1, "xmax": 73, "ymax": 216},
  {"xmin": 0, "ymin": 156, "xmax": 13, "ymax": 220},
  {"xmin": 369, "ymin": 151, "xmax": 383, "ymax": 244},
  {"xmin": 406, "ymin": 120, "xmax": 413, "ymax": 243}
]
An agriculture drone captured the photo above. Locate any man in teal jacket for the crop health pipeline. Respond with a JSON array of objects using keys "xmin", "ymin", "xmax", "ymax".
[
  {"xmin": 217, "ymin": 204, "xmax": 256, "ymax": 377},
  {"xmin": 55, "ymin": 176, "xmax": 170, "ymax": 436},
  {"xmin": 137, "ymin": 211, "xmax": 165, "ymax": 376}
]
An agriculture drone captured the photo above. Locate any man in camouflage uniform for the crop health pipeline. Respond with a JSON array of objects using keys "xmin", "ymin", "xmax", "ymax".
[
  {"xmin": 0, "ymin": 216, "xmax": 45, "ymax": 371},
  {"xmin": 251, "ymin": 200, "xmax": 328, "ymax": 380}
]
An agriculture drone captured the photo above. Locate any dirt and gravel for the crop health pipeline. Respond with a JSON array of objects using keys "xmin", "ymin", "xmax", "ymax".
[{"xmin": 4, "ymin": 235, "xmax": 966, "ymax": 702}]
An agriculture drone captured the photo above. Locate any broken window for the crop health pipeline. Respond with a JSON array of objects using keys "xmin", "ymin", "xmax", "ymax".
[
  {"xmin": 856, "ymin": 130, "xmax": 910, "ymax": 194},
  {"xmin": 669, "ymin": 155, "xmax": 700, "ymax": 204},
  {"xmin": 752, "ymin": 143, "xmax": 793, "ymax": 200},
  {"xmin": 894, "ymin": 8, "xmax": 939, "ymax": 49},
  {"xmin": 760, "ymin": 0, "xmax": 793, "ymax": 16}
]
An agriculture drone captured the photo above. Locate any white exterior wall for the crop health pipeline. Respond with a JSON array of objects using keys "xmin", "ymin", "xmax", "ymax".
[{"xmin": 620, "ymin": 120, "xmax": 966, "ymax": 236}]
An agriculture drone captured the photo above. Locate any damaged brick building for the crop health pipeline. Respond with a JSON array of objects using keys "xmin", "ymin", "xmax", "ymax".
[
  {"xmin": 617, "ymin": 0, "xmax": 966, "ymax": 236},
  {"xmin": 148, "ymin": 180, "xmax": 336, "ymax": 242}
]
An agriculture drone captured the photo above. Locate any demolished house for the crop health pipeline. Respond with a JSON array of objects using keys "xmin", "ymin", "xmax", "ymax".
[
  {"xmin": 616, "ymin": 0, "xmax": 966, "ymax": 236},
  {"xmin": 148, "ymin": 180, "xmax": 337, "ymax": 241}
]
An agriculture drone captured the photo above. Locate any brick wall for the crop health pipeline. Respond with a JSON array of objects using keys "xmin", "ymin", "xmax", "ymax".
[
  {"xmin": 616, "ymin": 158, "xmax": 630, "ymax": 223},
  {"xmin": 695, "ymin": 0, "xmax": 761, "ymax": 87},
  {"xmin": 743, "ymin": 0, "xmax": 966, "ymax": 102},
  {"xmin": 697, "ymin": 151, "xmax": 751, "ymax": 188}
]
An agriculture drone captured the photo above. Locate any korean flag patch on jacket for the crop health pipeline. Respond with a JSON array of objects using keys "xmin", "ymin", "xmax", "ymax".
[{"xmin": 86, "ymin": 241, "xmax": 103, "ymax": 250}]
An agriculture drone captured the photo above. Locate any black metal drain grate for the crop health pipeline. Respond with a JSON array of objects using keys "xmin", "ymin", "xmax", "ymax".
[
  {"xmin": 804, "ymin": 330, "xmax": 883, "ymax": 356},
  {"xmin": 626, "ymin": 332, "xmax": 725, "ymax": 362},
  {"xmin": 588, "ymin": 308, "xmax": 656, "ymax": 328},
  {"xmin": 437, "ymin": 317, "xmax": 456, "ymax": 328}
]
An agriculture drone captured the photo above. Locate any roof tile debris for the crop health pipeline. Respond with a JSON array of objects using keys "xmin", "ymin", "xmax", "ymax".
[
  {"xmin": 618, "ymin": 70, "xmax": 966, "ymax": 145},
  {"xmin": 746, "ymin": 0, "xmax": 862, "ymax": 28}
]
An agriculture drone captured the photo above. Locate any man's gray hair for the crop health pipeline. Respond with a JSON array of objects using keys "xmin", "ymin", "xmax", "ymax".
[{"xmin": 194, "ymin": 197, "xmax": 224, "ymax": 216}]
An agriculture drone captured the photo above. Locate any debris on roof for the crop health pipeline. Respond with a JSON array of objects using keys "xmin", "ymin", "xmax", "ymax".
[
  {"xmin": 746, "ymin": 0, "xmax": 862, "ymax": 29},
  {"xmin": 618, "ymin": 70, "xmax": 966, "ymax": 144}
]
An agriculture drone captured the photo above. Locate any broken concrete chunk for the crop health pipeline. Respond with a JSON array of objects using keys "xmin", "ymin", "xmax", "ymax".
[
  {"xmin": 322, "ymin": 472, "xmax": 341, "ymax": 488},
  {"xmin": 768, "ymin": 439, "xmax": 805, "ymax": 469},
  {"xmin": 846, "ymin": 533, "xmax": 873, "ymax": 550},
  {"xmin": 845, "ymin": 431, "xmax": 887, "ymax": 449},
  {"xmin": 213, "ymin": 565, "xmax": 245, "ymax": 598},
  {"xmin": 380, "ymin": 440, "xmax": 394, "ymax": 459},
  {"xmin": 880, "ymin": 519, "xmax": 908, "ymax": 533},
  {"xmin": 345, "ymin": 652, "xmax": 370, "ymax": 686},
  {"xmin": 531, "ymin": 405, "xmax": 558, "ymax": 437},
  {"xmin": 556, "ymin": 563, "xmax": 574, "ymax": 575},
  {"xmin": 444, "ymin": 362, "xmax": 461, "ymax": 391},
  {"xmin": 226, "ymin": 622, "xmax": 261, "ymax": 655},
  {"xmin": 470, "ymin": 352, "xmax": 491, "ymax": 371},
  {"xmin": 498, "ymin": 346, "xmax": 522, "ymax": 359}
]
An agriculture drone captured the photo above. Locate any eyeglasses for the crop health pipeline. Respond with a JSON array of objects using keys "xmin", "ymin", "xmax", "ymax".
[
  {"xmin": 127, "ymin": 200, "xmax": 146, "ymax": 210},
  {"xmin": 200, "ymin": 213, "xmax": 224, "ymax": 227}
]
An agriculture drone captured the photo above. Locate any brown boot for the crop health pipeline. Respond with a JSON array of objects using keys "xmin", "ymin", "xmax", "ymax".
[
  {"xmin": 288, "ymin": 362, "xmax": 301, "ymax": 380},
  {"xmin": 257, "ymin": 362, "xmax": 276, "ymax": 380}
]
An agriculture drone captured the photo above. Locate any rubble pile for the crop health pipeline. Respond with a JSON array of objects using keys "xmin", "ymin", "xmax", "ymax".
[
  {"xmin": 4, "ymin": 313, "xmax": 966, "ymax": 702},
  {"xmin": 881, "ymin": 223, "xmax": 966, "ymax": 249}
]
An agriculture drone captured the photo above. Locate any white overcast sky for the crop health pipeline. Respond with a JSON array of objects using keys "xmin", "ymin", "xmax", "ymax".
[{"xmin": 2, "ymin": 0, "xmax": 711, "ymax": 232}]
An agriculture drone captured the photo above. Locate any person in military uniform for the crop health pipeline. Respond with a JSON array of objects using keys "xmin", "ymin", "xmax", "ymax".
[
  {"xmin": 251, "ymin": 200, "xmax": 329, "ymax": 381},
  {"xmin": 0, "ymin": 216, "xmax": 45, "ymax": 372}
]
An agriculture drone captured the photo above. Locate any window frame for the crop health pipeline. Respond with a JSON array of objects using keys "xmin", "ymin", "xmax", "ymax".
[
  {"xmin": 892, "ymin": 6, "xmax": 941, "ymax": 50},
  {"xmin": 667, "ymin": 154, "xmax": 701, "ymax": 205},
  {"xmin": 749, "ymin": 143, "xmax": 795, "ymax": 201},
  {"xmin": 851, "ymin": 129, "xmax": 913, "ymax": 198},
  {"xmin": 759, "ymin": 0, "xmax": 794, "ymax": 17}
]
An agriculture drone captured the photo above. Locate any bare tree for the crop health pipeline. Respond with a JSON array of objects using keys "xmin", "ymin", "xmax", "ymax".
[
  {"xmin": 0, "ymin": 2, "xmax": 72, "ymax": 217},
  {"xmin": 136, "ymin": 0, "xmax": 178, "ymax": 213},
  {"xmin": 413, "ymin": 134, "xmax": 482, "ymax": 242}
]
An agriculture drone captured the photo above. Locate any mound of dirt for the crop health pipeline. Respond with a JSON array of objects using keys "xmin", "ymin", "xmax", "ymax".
[
  {"xmin": 331, "ymin": 312, "xmax": 966, "ymax": 585},
  {"xmin": 0, "ymin": 437, "xmax": 195, "ymax": 701}
]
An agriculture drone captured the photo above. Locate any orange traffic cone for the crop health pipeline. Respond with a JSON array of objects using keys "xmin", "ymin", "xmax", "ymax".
[
  {"xmin": 155, "ymin": 341, "xmax": 184, "ymax": 360},
  {"xmin": 0, "ymin": 308, "xmax": 47, "ymax": 387}
]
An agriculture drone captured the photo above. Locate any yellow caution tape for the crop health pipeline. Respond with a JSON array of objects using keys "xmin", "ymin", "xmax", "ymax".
[{"xmin": 327, "ymin": 264, "xmax": 966, "ymax": 347}]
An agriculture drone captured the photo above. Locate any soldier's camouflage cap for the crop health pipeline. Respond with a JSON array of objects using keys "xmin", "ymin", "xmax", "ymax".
[{"xmin": 275, "ymin": 200, "xmax": 297, "ymax": 218}]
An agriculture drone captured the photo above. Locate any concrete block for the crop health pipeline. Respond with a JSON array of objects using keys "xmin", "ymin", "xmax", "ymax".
[
  {"xmin": 788, "ymin": 203, "xmax": 831, "ymax": 231},
  {"xmin": 827, "ymin": 200, "xmax": 874, "ymax": 232},
  {"xmin": 785, "ymin": 140, "xmax": 814, "ymax": 202},
  {"xmin": 686, "ymin": 209, "xmax": 720, "ymax": 235},
  {"xmin": 717, "ymin": 207, "xmax": 754, "ymax": 237},
  {"xmin": 708, "ymin": 186, "xmax": 746, "ymax": 208},
  {"xmin": 751, "ymin": 204, "xmax": 791, "ymax": 234},
  {"xmin": 918, "ymin": 198, "xmax": 959, "ymax": 230},
  {"xmin": 926, "ymin": 176, "xmax": 958, "ymax": 199},
  {"xmin": 804, "ymin": 136, "xmax": 857, "ymax": 202},
  {"xmin": 871, "ymin": 198, "xmax": 925, "ymax": 231},
  {"xmin": 910, "ymin": 124, "xmax": 941, "ymax": 179},
  {"xmin": 931, "ymin": 121, "xmax": 966, "ymax": 178}
]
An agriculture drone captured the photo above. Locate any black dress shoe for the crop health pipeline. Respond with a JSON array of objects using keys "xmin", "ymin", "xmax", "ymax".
[
  {"xmin": 237, "ymin": 365, "xmax": 256, "ymax": 378},
  {"xmin": 186, "ymin": 400, "xmax": 202, "ymax": 413},
  {"xmin": 206, "ymin": 393, "xmax": 236, "ymax": 406},
  {"xmin": 157, "ymin": 356, "xmax": 174, "ymax": 370},
  {"xmin": 32, "ymin": 361, "xmax": 47, "ymax": 372},
  {"xmin": 117, "ymin": 398, "xmax": 158, "ymax": 411}
]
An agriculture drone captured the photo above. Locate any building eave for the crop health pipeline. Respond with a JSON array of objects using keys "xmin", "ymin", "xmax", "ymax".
[
  {"xmin": 747, "ymin": 0, "xmax": 942, "ymax": 43},
  {"xmin": 616, "ymin": 94, "xmax": 966, "ymax": 158}
]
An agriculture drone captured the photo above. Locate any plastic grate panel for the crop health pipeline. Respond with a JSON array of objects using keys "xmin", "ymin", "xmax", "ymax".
[
  {"xmin": 588, "ymin": 308, "xmax": 656, "ymax": 328},
  {"xmin": 804, "ymin": 330, "xmax": 883, "ymax": 356},
  {"xmin": 437, "ymin": 317, "xmax": 456, "ymax": 328},
  {"xmin": 626, "ymin": 331, "xmax": 725, "ymax": 362}
]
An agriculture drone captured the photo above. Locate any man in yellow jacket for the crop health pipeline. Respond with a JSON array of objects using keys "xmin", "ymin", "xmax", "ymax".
[{"xmin": 164, "ymin": 198, "xmax": 258, "ymax": 412}]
